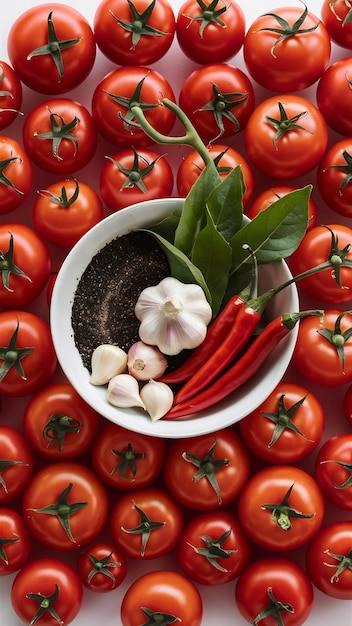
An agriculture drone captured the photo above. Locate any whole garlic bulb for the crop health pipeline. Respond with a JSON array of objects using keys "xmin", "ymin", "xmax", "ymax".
[{"xmin": 134, "ymin": 277, "xmax": 212, "ymax": 356}]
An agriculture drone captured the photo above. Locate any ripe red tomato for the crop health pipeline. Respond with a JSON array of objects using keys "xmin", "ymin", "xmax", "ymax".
[
  {"xmin": 22, "ymin": 98, "xmax": 97, "ymax": 174},
  {"xmin": 317, "ymin": 57, "xmax": 352, "ymax": 135},
  {"xmin": 176, "ymin": 144, "xmax": 254, "ymax": 205},
  {"xmin": 235, "ymin": 558, "xmax": 314, "ymax": 626},
  {"xmin": 0, "ymin": 310, "xmax": 57, "ymax": 397},
  {"xmin": 22, "ymin": 462, "xmax": 109, "ymax": 551},
  {"xmin": 289, "ymin": 224, "xmax": 352, "ymax": 303},
  {"xmin": 317, "ymin": 139, "xmax": 352, "ymax": 217},
  {"xmin": 92, "ymin": 66, "xmax": 176, "ymax": 147},
  {"xmin": 11, "ymin": 557, "xmax": 83, "ymax": 625},
  {"xmin": 0, "ymin": 426, "xmax": 34, "ymax": 504},
  {"xmin": 33, "ymin": 179, "xmax": 104, "ymax": 248},
  {"xmin": 179, "ymin": 63, "xmax": 255, "ymax": 144},
  {"xmin": 293, "ymin": 309, "xmax": 352, "ymax": 386},
  {"xmin": 77, "ymin": 542, "xmax": 127, "ymax": 593},
  {"xmin": 7, "ymin": 4, "xmax": 96, "ymax": 94},
  {"xmin": 176, "ymin": 0, "xmax": 245, "ymax": 64},
  {"xmin": 178, "ymin": 510, "xmax": 250, "ymax": 585},
  {"xmin": 238, "ymin": 465, "xmax": 325, "ymax": 552},
  {"xmin": 343, "ymin": 383, "xmax": 352, "ymax": 427},
  {"xmin": 314, "ymin": 433, "xmax": 352, "ymax": 510},
  {"xmin": 110, "ymin": 487, "xmax": 183, "ymax": 559},
  {"xmin": 91, "ymin": 422, "xmax": 165, "ymax": 490},
  {"xmin": 0, "ymin": 61, "xmax": 22, "ymax": 130},
  {"xmin": 246, "ymin": 184, "xmax": 317, "ymax": 230},
  {"xmin": 0, "ymin": 136, "xmax": 32, "ymax": 214},
  {"xmin": 239, "ymin": 382, "xmax": 325, "ymax": 464},
  {"xmin": 120, "ymin": 570, "xmax": 203, "ymax": 626},
  {"xmin": 100, "ymin": 147, "xmax": 174, "ymax": 212},
  {"xmin": 305, "ymin": 521, "xmax": 352, "ymax": 599},
  {"xmin": 244, "ymin": 94, "xmax": 328, "ymax": 179},
  {"xmin": 244, "ymin": 4, "xmax": 331, "ymax": 92},
  {"xmin": 163, "ymin": 428, "xmax": 250, "ymax": 510},
  {"xmin": 23, "ymin": 383, "xmax": 101, "ymax": 460},
  {"xmin": 94, "ymin": 0, "xmax": 176, "ymax": 65},
  {"xmin": 321, "ymin": 0, "xmax": 352, "ymax": 48},
  {"xmin": 0, "ymin": 508, "xmax": 31, "ymax": 575},
  {"xmin": 0, "ymin": 224, "xmax": 51, "ymax": 308}
]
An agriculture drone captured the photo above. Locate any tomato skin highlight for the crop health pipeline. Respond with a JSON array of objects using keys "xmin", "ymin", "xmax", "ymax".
[{"xmin": 314, "ymin": 433, "xmax": 352, "ymax": 510}]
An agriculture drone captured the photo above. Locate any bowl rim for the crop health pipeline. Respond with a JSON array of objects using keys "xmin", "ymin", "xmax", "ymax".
[{"xmin": 50, "ymin": 197, "xmax": 299, "ymax": 439}]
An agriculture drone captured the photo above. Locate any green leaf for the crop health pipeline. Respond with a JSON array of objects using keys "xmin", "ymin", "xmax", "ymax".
[
  {"xmin": 141, "ymin": 229, "xmax": 211, "ymax": 304},
  {"xmin": 191, "ymin": 207, "xmax": 232, "ymax": 316},
  {"xmin": 229, "ymin": 185, "xmax": 311, "ymax": 277},
  {"xmin": 206, "ymin": 166, "xmax": 244, "ymax": 241},
  {"xmin": 174, "ymin": 161, "xmax": 220, "ymax": 255},
  {"xmin": 145, "ymin": 213, "xmax": 180, "ymax": 243}
]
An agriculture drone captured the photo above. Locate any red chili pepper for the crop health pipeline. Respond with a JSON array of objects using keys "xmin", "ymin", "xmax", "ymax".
[
  {"xmin": 158, "ymin": 294, "xmax": 245, "ymax": 384},
  {"xmin": 165, "ymin": 310, "xmax": 323, "ymax": 419}
]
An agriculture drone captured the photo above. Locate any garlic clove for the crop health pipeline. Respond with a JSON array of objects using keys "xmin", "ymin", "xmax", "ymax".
[
  {"xmin": 127, "ymin": 341, "xmax": 167, "ymax": 381},
  {"xmin": 107, "ymin": 374, "xmax": 145, "ymax": 409},
  {"xmin": 90, "ymin": 344, "xmax": 128, "ymax": 385},
  {"xmin": 140, "ymin": 379, "xmax": 174, "ymax": 422}
]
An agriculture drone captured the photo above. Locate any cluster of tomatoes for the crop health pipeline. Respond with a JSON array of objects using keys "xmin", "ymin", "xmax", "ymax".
[{"xmin": 1, "ymin": 0, "xmax": 352, "ymax": 624}]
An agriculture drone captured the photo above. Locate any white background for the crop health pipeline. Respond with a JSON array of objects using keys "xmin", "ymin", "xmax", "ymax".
[{"xmin": 1, "ymin": 1, "xmax": 352, "ymax": 625}]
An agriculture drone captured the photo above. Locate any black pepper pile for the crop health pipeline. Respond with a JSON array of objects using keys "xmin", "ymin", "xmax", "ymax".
[{"xmin": 71, "ymin": 231, "xmax": 170, "ymax": 370}]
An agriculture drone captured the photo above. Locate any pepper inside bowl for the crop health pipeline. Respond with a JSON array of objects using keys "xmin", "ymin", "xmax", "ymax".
[{"xmin": 50, "ymin": 197, "xmax": 299, "ymax": 439}]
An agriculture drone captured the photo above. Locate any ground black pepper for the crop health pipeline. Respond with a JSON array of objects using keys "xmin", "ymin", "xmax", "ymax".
[{"xmin": 71, "ymin": 231, "xmax": 170, "ymax": 371}]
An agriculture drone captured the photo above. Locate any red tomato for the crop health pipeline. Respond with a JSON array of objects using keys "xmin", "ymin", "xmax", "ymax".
[
  {"xmin": 0, "ymin": 136, "xmax": 32, "ymax": 214},
  {"xmin": 293, "ymin": 309, "xmax": 352, "ymax": 386},
  {"xmin": 317, "ymin": 57, "xmax": 352, "ymax": 135},
  {"xmin": 22, "ymin": 462, "xmax": 109, "ymax": 551},
  {"xmin": 0, "ymin": 508, "xmax": 31, "ymax": 575},
  {"xmin": 235, "ymin": 558, "xmax": 314, "ymax": 626},
  {"xmin": 33, "ymin": 179, "xmax": 104, "ymax": 248},
  {"xmin": 0, "ymin": 310, "xmax": 57, "ymax": 397},
  {"xmin": 77, "ymin": 542, "xmax": 127, "ymax": 593},
  {"xmin": 7, "ymin": 4, "xmax": 96, "ymax": 94},
  {"xmin": 0, "ymin": 426, "xmax": 34, "ymax": 504},
  {"xmin": 179, "ymin": 63, "xmax": 255, "ymax": 144},
  {"xmin": 289, "ymin": 224, "xmax": 352, "ymax": 303},
  {"xmin": 23, "ymin": 383, "xmax": 101, "ymax": 460},
  {"xmin": 110, "ymin": 487, "xmax": 183, "ymax": 559},
  {"xmin": 178, "ymin": 510, "xmax": 250, "ymax": 585},
  {"xmin": 120, "ymin": 570, "xmax": 203, "ymax": 626},
  {"xmin": 91, "ymin": 422, "xmax": 166, "ymax": 490},
  {"xmin": 237, "ymin": 465, "xmax": 325, "ymax": 552},
  {"xmin": 244, "ymin": 5, "xmax": 330, "ymax": 92},
  {"xmin": 163, "ymin": 428, "xmax": 250, "ymax": 510},
  {"xmin": 11, "ymin": 557, "xmax": 83, "ymax": 625},
  {"xmin": 176, "ymin": 144, "xmax": 254, "ymax": 205},
  {"xmin": 314, "ymin": 433, "xmax": 352, "ymax": 509},
  {"xmin": 100, "ymin": 147, "xmax": 174, "ymax": 212},
  {"xmin": 246, "ymin": 184, "xmax": 317, "ymax": 230},
  {"xmin": 317, "ymin": 138, "xmax": 352, "ymax": 217},
  {"xmin": 94, "ymin": 0, "xmax": 176, "ymax": 65},
  {"xmin": 321, "ymin": 0, "xmax": 352, "ymax": 49},
  {"xmin": 0, "ymin": 224, "xmax": 51, "ymax": 308},
  {"xmin": 22, "ymin": 98, "xmax": 97, "ymax": 174},
  {"xmin": 244, "ymin": 94, "xmax": 328, "ymax": 179},
  {"xmin": 0, "ymin": 61, "xmax": 22, "ymax": 130},
  {"xmin": 343, "ymin": 383, "xmax": 352, "ymax": 427},
  {"xmin": 239, "ymin": 382, "xmax": 325, "ymax": 464},
  {"xmin": 92, "ymin": 66, "xmax": 176, "ymax": 147},
  {"xmin": 305, "ymin": 521, "xmax": 352, "ymax": 599},
  {"xmin": 176, "ymin": 0, "xmax": 245, "ymax": 64}
]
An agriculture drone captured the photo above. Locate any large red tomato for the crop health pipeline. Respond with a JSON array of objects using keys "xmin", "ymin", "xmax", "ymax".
[
  {"xmin": 321, "ymin": 0, "xmax": 352, "ymax": 48},
  {"xmin": 317, "ymin": 57, "xmax": 352, "ymax": 135}
]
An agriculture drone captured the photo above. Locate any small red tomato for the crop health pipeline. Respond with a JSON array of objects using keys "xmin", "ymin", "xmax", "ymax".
[
  {"xmin": 0, "ymin": 61, "xmax": 22, "ymax": 130},
  {"xmin": 246, "ymin": 185, "xmax": 317, "ymax": 231},
  {"xmin": 317, "ymin": 139, "xmax": 352, "ymax": 217},
  {"xmin": 0, "ymin": 426, "xmax": 34, "ymax": 504},
  {"xmin": 317, "ymin": 57, "xmax": 352, "ymax": 135},
  {"xmin": 77, "ymin": 542, "xmax": 127, "ymax": 593},
  {"xmin": 0, "ymin": 136, "xmax": 33, "ymax": 214},
  {"xmin": 0, "ymin": 508, "xmax": 31, "ymax": 575},
  {"xmin": 314, "ymin": 433, "xmax": 352, "ymax": 509},
  {"xmin": 321, "ymin": 0, "xmax": 352, "ymax": 49}
]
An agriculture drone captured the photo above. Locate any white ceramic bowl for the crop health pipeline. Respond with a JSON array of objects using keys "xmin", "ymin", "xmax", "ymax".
[{"xmin": 51, "ymin": 197, "xmax": 299, "ymax": 439}]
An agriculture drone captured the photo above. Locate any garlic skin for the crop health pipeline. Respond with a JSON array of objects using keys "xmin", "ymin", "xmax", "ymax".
[
  {"xmin": 134, "ymin": 277, "xmax": 212, "ymax": 356},
  {"xmin": 140, "ymin": 379, "xmax": 174, "ymax": 422},
  {"xmin": 90, "ymin": 344, "xmax": 128, "ymax": 385},
  {"xmin": 127, "ymin": 341, "xmax": 167, "ymax": 381},
  {"xmin": 107, "ymin": 374, "xmax": 145, "ymax": 409}
]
